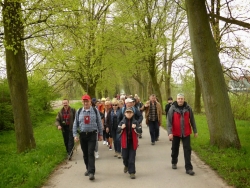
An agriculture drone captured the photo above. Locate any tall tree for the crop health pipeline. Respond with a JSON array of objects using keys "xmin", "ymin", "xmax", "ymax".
[
  {"xmin": 185, "ymin": 0, "xmax": 241, "ymax": 148},
  {"xmin": 2, "ymin": 1, "xmax": 36, "ymax": 152}
]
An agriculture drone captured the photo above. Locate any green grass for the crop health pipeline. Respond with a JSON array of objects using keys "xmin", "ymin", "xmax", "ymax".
[
  {"xmin": 162, "ymin": 114, "xmax": 250, "ymax": 188},
  {"xmin": 0, "ymin": 102, "xmax": 82, "ymax": 188}
]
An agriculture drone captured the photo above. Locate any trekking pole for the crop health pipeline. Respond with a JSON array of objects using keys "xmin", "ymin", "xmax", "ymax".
[{"xmin": 68, "ymin": 144, "xmax": 75, "ymax": 161}]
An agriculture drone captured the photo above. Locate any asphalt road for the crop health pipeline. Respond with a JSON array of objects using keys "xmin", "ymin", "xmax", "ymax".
[{"xmin": 42, "ymin": 119, "xmax": 233, "ymax": 188}]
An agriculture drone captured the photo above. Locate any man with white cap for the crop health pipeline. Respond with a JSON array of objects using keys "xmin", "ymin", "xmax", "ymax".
[{"xmin": 119, "ymin": 98, "xmax": 143, "ymax": 126}]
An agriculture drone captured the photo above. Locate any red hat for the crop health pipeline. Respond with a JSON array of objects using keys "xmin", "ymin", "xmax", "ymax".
[{"xmin": 82, "ymin": 94, "xmax": 91, "ymax": 100}]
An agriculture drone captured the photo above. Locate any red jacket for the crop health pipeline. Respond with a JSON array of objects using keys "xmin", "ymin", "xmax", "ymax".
[{"xmin": 167, "ymin": 101, "xmax": 197, "ymax": 137}]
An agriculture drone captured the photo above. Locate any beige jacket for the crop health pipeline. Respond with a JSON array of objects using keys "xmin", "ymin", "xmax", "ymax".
[{"xmin": 142, "ymin": 101, "xmax": 162, "ymax": 126}]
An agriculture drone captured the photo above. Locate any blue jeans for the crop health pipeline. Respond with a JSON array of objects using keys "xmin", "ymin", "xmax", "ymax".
[{"xmin": 112, "ymin": 129, "xmax": 121, "ymax": 153}]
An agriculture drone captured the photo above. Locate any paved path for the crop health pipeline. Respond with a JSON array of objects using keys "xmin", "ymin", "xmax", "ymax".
[{"xmin": 42, "ymin": 119, "xmax": 233, "ymax": 188}]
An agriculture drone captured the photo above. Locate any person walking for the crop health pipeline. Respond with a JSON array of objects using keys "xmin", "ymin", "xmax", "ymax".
[
  {"xmin": 73, "ymin": 94, "xmax": 103, "ymax": 181},
  {"xmin": 106, "ymin": 99, "xmax": 123, "ymax": 158},
  {"xmin": 55, "ymin": 99, "xmax": 76, "ymax": 160},
  {"xmin": 165, "ymin": 97, "xmax": 173, "ymax": 119},
  {"xmin": 167, "ymin": 93, "xmax": 198, "ymax": 176},
  {"xmin": 117, "ymin": 107, "xmax": 142, "ymax": 179},
  {"xmin": 142, "ymin": 94, "xmax": 162, "ymax": 145}
]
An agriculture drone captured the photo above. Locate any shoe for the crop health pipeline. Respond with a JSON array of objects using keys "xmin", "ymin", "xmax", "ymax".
[
  {"xmin": 109, "ymin": 146, "xmax": 112, "ymax": 151},
  {"xmin": 186, "ymin": 170, "xmax": 195, "ymax": 175},
  {"xmin": 151, "ymin": 142, "xmax": 155, "ymax": 145},
  {"xmin": 114, "ymin": 152, "xmax": 118, "ymax": 157},
  {"xmin": 117, "ymin": 153, "xmax": 121, "ymax": 159},
  {"xmin": 106, "ymin": 142, "xmax": 109, "ymax": 146},
  {"xmin": 95, "ymin": 152, "xmax": 99, "ymax": 159},
  {"xmin": 84, "ymin": 171, "xmax": 89, "ymax": 176},
  {"xmin": 124, "ymin": 166, "xmax": 128, "ymax": 173},
  {"xmin": 139, "ymin": 135, "xmax": 142, "ymax": 139},
  {"xmin": 103, "ymin": 141, "xmax": 106, "ymax": 145},
  {"xmin": 89, "ymin": 173, "xmax": 95, "ymax": 180},
  {"xmin": 172, "ymin": 164, "xmax": 177, "ymax": 169},
  {"xmin": 68, "ymin": 154, "xmax": 72, "ymax": 160},
  {"xmin": 130, "ymin": 173, "xmax": 136, "ymax": 179},
  {"xmin": 155, "ymin": 137, "xmax": 159, "ymax": 141}
]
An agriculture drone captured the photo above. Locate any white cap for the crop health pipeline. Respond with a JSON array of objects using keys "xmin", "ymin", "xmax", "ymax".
[{"xmin": 125, "ymin": 98, "xmax": 134, "ymax": 103}]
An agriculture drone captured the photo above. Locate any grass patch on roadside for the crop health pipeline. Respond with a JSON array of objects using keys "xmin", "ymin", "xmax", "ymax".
[
  {"xmin": 0, "ymin": 102, "xmax": 82, "ymax": 188},
  {"xmin": 162, "ymin": 114, "xmax": 250, "ymax": 188}
]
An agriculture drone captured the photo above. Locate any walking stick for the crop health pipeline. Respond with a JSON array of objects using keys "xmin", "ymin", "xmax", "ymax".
[{"xmin": 68, "ymin": 144, "xmax": 75, "ymax": 161}]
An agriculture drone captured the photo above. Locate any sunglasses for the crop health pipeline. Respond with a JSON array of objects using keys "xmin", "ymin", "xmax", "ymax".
[{"xmin": 112, "ymin": 104, "xmax": 118, "ymax": 106}]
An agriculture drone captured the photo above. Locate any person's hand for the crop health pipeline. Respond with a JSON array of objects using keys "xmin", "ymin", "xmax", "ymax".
[
  {"xmin": 194, "ymin": 133, "xmax": 198, "ymax": 138},
  {"xmin": 74, "ymin": 137, "xmax": 79, "ymax": 142},
  {"xmin": 106, "ymin": 127, "xmax": 109, "ymax": 133},
  {"xmin": 132, "ymin": 124, "xmax": 136, "ymax": 128},
  {"xmin": 98, "ymin": 135, "xmax": 103, "ymax": 141},
  {"xmin": 57, "ymin": 125, "xmax": 62, "ymax": 130},
  {"xmin": 121, "ymin": 124, "xmax": 126, "ymax": 129},
  {"xmin": 168, "ymin": 134, "xmax": 173, "ymax": 141}
]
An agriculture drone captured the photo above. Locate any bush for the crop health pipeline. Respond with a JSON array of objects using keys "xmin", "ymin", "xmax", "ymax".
[
  {"xmin": 0, "ymin": 76, "xmax": 58, "ymax": 130},
  {"xmin": 229, "ymin": 92, "xmax": 250, "ymax": 120}
]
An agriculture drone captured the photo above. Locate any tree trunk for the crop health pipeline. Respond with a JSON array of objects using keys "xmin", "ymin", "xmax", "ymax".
[
  {"xmin": 2, "ymin": 1, "xmax": 36, "ymax": 153},
  {"xmin": 185, "ymin": 0, "xmax": 240, "ymax": 148},
  {"xmin": 194, "ymin": 67, "xmax": 202, "ymax": 113}
]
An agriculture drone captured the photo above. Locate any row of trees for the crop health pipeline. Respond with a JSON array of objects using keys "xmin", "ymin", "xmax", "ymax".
[{"xmin": 1, "ymin": 0, "xmax": 249, "ymax": 152}]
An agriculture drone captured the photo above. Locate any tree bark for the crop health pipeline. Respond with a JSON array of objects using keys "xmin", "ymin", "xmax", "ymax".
[
  {"xmin": 194, "ymin": 67, "xmax": 201, "ymax": 113},
  {"xmin": 2, "ymin": 1, "xmax": 36, "ymax": 153},
  {"xmin": 185, "ymin": 0, "xmax": 241, "ymax": 148}
]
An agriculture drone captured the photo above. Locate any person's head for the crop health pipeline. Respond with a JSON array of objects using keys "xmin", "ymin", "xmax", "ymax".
[
  {"xmin": 124, "ymin": 107, "xmax": 134, "ymax": 119},
  {"xmin": 105, "ymin": 101, "xmax": 111, "ymax": 110},
  {"xmin": 149, "ymin": 94, "xmax": 157, "ymax": 103},
  {"xmin": 168, "ymin": 97, "xmax": 173, "ymax": 104},
  {"xmin": 82, "ymin": 94, "xmax": 91, "ymax": 109},
  {"xmin": 62, "ymin": 99, "xmax": 69, "ymax": 109},
  {"xmin": 111, "ymin": 99, "xmax": 119, "ymax": 110},
  {"xmin": 91, "ymin": 98, "xmax": 97, "ymax": 107},
  {"xmin": 120, "ymin": 95, "xmax": 125, "ymax": 101},
  {"xmin": 176, "ymin": 93, "xmax": 185, "ymax": 106},
  {"xmin": 101, "ymin": 97, "xmax": 106, "ymax": 105},
  {"xmin": 118, "ymin": 100, "xmax": 124, "ymax": 108},
  {"xmin": 134, "ymin": 96, "xmax": 139, "ymax": 103},
  {"xmin": 125, "ymin": 98, "xmax": 134, "ymax": 108}
]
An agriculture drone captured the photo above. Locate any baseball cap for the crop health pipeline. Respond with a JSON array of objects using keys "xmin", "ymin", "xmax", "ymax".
[
  {"xmin": 125, "ymin": 107, "xmax": 134, "ymax": 113},
  {"xmin": 92, "ymin": 98, "xmax": 97, "ymax": 103},
  {"xmin": 125, "ymin": 98, "xmax": 134, "ymax": 103},
  {"xmin": 101, "ymin": 97, "xmax": 106, "ymax": 101},
  {"xmin": 82, "ymin": 94, "xmax": 91, "ymax": 100}
]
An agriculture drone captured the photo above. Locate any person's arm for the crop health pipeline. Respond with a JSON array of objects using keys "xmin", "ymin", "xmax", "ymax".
[
  {"xmin": 96, "ymin": 109, "xmax": 103, "ymax": 137},
  {"xmin": 73, "ymin": 110, "xmax": 79, "ymax": 139},
  {"xmin": 117, "ymin": 117, "xmax": 125, "ymax": 134},
  {"xmin": 189, "ymin": 107, "xmax": 198, "ymax": 135},
  {"xmin": 133, "ymin": 120, "xmax": 142, "ymax": 134},
  {"xmin": 167, "ymin": 106, "xmax": 174, "ymax": 140},
  {"xmin": 55, "ymin": 111, "xmax": 62, "ymax": 130}
]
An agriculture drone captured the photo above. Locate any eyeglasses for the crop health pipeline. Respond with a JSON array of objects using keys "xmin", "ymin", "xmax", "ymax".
[{"xmin": 112, "ymin": 104, "xmax": 118, "ymax": 106}]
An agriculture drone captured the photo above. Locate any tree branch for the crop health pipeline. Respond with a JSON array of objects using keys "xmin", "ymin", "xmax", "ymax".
[{"xmin": 208, "ymin": 13, "xmax": 250, "ymax": 29}]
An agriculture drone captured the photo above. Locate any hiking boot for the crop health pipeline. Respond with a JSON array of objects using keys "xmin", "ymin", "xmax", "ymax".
[
  {"xmin": 114, "ymin": 152, "xmax": 118, "ymax": 157},
  {"xmin": 124, "ymin": 166, "xmax": 128, "ymax": 173},
  {"xmin": 155, "ymin": 137, "xmax": 159, "ymax": 141},
  {"xmin": 186, "ymin": 170, "xmax": 195, "ymax": 176},
  {"xmin": 95, "ymin": 152, "xmax": 99, "ymax": 159},
  {"xmin": 117, "ymin": 153, "xmax": 122, "ymax": 159},
  {"xmin": 130, "ymin": 173, "xmax": 136, "ymax": 179},
  {"xmin": 139, "ymin": 134, "xmax": 142, "ymax": 139},
  {"xmin": 84, "ymin": 171, "xmax": 89, "ymax": 176},
  {"xmin": 151, "ymin": 142, "xmax": 155, "ymax": 145},
  {"xmin": 89, "ymin": 173, "xmax": 95, "ymax": 180},
  {"xmin": 172, "ymin": 164, "xmax": 177, "ymax": 169}
]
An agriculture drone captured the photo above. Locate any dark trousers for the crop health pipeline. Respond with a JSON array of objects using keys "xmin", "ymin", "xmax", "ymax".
[
  {"xmin": 61, "ymin": 126, "xmax": 74, "ymax": 156},
  {"xmin": 111, "ymin": 129, "xmax": 121, "ymax": 153},
  {"xmin": 80, "ymin": 131, "xmax": 97, "ymax": 174},
  {"xmin": 148, "ymin": 120, "xmax": 159, "ymax": 143},
  {"xmin": 122, "ymin": 143, "xmax": 136, "ymax": 174},
  {"xmin": 171, "ymin": 135, "xmax": 193, "ymax": 171}
]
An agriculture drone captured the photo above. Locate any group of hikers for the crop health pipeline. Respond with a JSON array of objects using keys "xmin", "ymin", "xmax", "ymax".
[{"xmin": 55, "ymin": 93, "xmax": 198, "ymax": 180}]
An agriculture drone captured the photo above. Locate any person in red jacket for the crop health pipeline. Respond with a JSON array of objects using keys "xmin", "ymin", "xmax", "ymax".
[
  {"xmin": 117, "ymin": 107, "xmax": 142, "ymax": 179},
  {"xmin": 167, "ymin": 93, "xmax": 198, "ymax": 176}
]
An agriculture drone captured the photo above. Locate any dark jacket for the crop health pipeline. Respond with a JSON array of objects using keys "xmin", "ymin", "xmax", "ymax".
[
  {"xmin": 106, "ymin": 109, "xmax": 123, "ymax": 131},
  {"xmin": 117, "ymin": 116, "xmax": 142, "ymax": 150},
  {"xmin": 55, "ymin": 107, "xmax": 76, "ymax": 131},
  {"xmin": 165, "ymin": 102, "xmax": 173, "ymax": 118},
  {"xmin": 167, "ymin": 101, "xmax": 197, "ymax": 137}
]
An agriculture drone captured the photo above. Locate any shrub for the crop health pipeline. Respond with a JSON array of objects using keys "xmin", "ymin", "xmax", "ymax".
[{"xmin": 229, "ymin": 92, "xmax": 250, "ymax": 120}]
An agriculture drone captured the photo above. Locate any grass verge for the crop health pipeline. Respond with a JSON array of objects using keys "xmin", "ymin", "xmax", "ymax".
[
  {"xmin": 0, "ymin": 102, "xmax": 82, "ymax": 188},
  {"xmin": 162, "ymin": 114, "xmax": 250, "ymax": 188}
]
